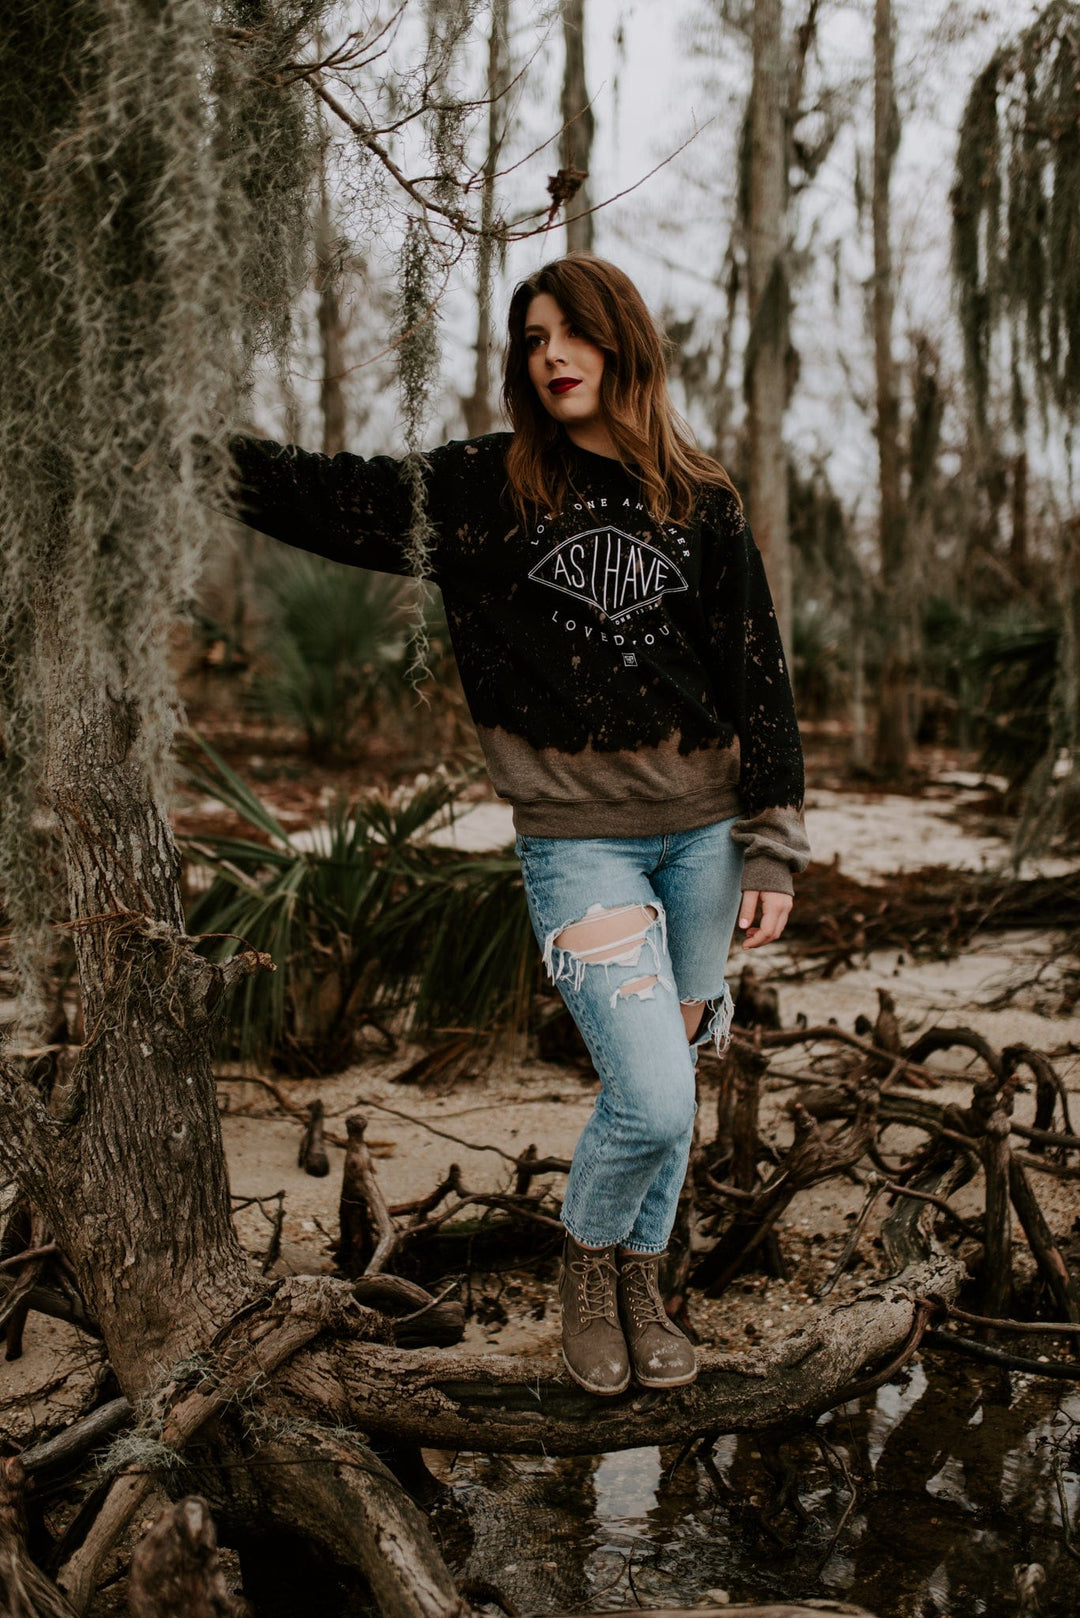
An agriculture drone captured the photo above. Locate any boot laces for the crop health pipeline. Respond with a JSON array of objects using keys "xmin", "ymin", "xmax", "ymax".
[
  {"xmin": 622, "ymin": 1257, "xmax": 670, "ymax": 1328},
  {"xmin": 573, "ymin": 1250, "xmax": 619, "ymax": 1325}
]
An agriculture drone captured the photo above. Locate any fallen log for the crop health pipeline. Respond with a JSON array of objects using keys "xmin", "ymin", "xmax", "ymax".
[{"xmin": 276, "ymin": 1253, "xmax": 964, "ymax": 1456}]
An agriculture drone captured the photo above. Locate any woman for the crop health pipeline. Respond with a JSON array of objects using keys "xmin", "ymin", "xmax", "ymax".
[{"xmin": 227, "ymin": 252, "xmax": 810, "ymax": 1397}]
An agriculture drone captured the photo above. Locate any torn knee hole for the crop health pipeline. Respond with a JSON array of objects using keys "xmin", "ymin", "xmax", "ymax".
[
  {"xmin": 552, "ymin": 903, "xmax": 659, "ymax": 965},
  {"xmin": 618, "ymin": 974, "xmax": 659, "ymax": 998}
]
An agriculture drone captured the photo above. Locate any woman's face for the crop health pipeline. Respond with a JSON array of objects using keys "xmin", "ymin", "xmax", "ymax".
[{"xmin": 524, "ymin": 292, "xmax": 607, "ymax": 432}]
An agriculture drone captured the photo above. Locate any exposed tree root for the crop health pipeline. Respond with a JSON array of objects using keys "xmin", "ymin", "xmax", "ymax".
[
  {"xmin": 0, "ymin": 1458, "xmax": 78, "ymax": 1618},
  {"xmin": 4, "ymin": 975, "xmax": 1078, "ymax": 1615},
  {"xmin": 128, "ymin": 1496, "xmax": 249, "ymax": 1618},
  {"xmin": 56, "ymin": 1277, "xmax": 375, "ymax": 1614},
  {"xmin": 210, "ymin": 1429, "xmax": 469, "ymax": 1618}
]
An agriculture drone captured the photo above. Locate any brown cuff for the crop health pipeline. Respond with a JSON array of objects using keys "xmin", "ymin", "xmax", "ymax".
[{"xmin": 740, "ymin": 855, "xmax": 795, "ymax": 897}]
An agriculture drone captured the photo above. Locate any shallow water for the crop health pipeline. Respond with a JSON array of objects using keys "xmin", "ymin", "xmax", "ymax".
[{"xmin": 431, "ymin": 1356, "xmax": 1080, "ymax": 1617}]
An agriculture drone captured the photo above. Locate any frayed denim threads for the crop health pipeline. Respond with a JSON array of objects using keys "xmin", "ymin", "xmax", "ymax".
[{"xmin": 542, "ymin": 901, "xmax": 674, "ymax": 999}]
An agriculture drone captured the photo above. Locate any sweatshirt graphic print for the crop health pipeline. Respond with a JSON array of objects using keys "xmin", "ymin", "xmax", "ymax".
[{"xmin": 228, "ymin": 429, "xmax": 810, "ymax": 895}]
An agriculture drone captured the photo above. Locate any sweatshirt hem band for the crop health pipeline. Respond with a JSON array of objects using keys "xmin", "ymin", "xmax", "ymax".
[{"xmin": 511, "ymin": 786, "xmax": 744, "ymax": 838}]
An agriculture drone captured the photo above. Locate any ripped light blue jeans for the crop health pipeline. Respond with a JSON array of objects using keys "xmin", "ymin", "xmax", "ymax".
[{"xmin": 515, "ymin": 816, "xmax": 744, "ymax": 1254}]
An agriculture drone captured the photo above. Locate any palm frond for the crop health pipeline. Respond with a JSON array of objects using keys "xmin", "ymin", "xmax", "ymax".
[{"xmin": 179, "ymin": 743, "xmax": 539, "ymax": 1069}]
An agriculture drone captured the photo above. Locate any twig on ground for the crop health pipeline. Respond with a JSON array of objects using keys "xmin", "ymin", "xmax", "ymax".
[
  {"xmin": 924, "ymin": 1329, "xmax": 1080, "ymax": 1380},
  {"xmin": 351, "ymin": 1094, "xmax": 519, "ymax": 1163},
  {"xmin": 928, "ymin": 1300, "xmax": 1080, "ymax": 1336},
  {"xmin": 816, "ymin": 1182, "xmax": 883, "ymax": 1299}
]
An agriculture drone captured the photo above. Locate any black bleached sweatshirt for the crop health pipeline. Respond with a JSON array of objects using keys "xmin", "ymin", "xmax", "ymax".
[{"xmin": 228, "ymin": 428, "xmax": 810, "ymax": 895}]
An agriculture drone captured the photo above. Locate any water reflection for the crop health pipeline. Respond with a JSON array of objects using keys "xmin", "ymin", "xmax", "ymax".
[
  {"xmin": 439, "ymin": 1358, "xmax": 1080, "ymax": 1616},
  {"xmin": 593, "ymin": 1447, "xmax": 661, "ymax": 1528}
]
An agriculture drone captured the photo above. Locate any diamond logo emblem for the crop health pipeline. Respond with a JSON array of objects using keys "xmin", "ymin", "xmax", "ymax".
[{"xmin": 528, "ymin": 525, "xmax": 688, "ymax": 621}]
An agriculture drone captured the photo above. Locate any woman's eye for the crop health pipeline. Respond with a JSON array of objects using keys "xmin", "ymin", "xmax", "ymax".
[{"xmin": 526, "ymin": 334, "xmax": 544, "ymax": 349}]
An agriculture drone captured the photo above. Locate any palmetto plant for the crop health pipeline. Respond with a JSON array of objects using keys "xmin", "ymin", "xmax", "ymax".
[
  {"xmin": 179, "ymin": 734, "xmax": 540, "ymax": 1069},
  {"xmin": 249, "ymin": 550, "xmax": 408, "ymax": 762},
  {"xmin": 970, "ymin": 620, "xmax": 1059, "ymax": 802}
]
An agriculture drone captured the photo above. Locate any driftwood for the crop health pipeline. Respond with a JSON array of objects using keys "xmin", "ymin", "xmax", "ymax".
[
  {"xmin": 0, "ymin": 1280, "xmax": 100, "ymax": 1339},
  {"xmin": 350, "ymin": 1275, "xmax": 466, "ymax": 1348},
  {"xmin": 1008, "ymin": 1158, "xmax": 1080, "ymax": 1321},
  {"xmin": 925, "ymin": 1329, "xmax": 1080, "ymax": 1380},
  {"xmin": 221, "ymin": 1430, "xmax": 468, "ymax": 1618},
  {"xmin": 128, "ymin": 1497, "xmax": 249, "ymax": 1618},
  {"xmin": 19, "ymin": 1398, "xmax": 133, "ymax": 1481},
  {"xmin": 693, "ymin": 1090, "xmax": 878, "ymax": 1295},
  {"xmin": 1006, "ymin": 1043, "xmax": 1074, "ymax": 1140},
  {"xmin": 297, "ymin": 1098, "xmax": 330, "ymax": 1178},
  {"xmin": 338, "ymin": 1113, "xmax": 397, "ymax": 1275},
  {"xmin": 797, "ymin": 1036, "xmax": 1080, "ymax": 1314}
]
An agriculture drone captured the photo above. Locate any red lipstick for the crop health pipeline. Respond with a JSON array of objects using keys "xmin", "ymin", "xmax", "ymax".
[{"xmin": 549, "ymin": 378, "xmax": 581, "ymax": 394}]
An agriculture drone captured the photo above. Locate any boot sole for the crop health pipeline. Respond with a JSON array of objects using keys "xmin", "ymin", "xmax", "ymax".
[
  {"xmin": 561, "ymin": 1348, "xmax": 631, "ymax": 1397},
  {"xmin": 633, "ymin": 1366, "xmax": 699, "ymax": 1389}
]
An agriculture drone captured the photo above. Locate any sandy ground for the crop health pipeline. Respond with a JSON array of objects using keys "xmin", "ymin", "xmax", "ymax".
[{"xmin": 4, "ymin": 777, "xmax": 1079, "ymax": 1451}]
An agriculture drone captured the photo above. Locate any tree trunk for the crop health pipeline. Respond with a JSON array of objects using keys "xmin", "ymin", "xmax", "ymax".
[
  {"xmin": 1010, "ymin": 449, "xmax": 1028, "ymax": 585},
  {"xmin": 316, "ymin": 154, "xmax": 347, "ymax": 457},
  {"xmin": 12, "ymin": 623, "xmax": 254, "ymax": 1393},
  {"xmin": 870, "ymin": 0, "xmax": 911, "ymax": 777},
  {"xmin": 746, "ymin": 0, "xmax": 792, "ymax": 655},
  {"xmin": 850, "ymin": 574, "xmax": 870, "ymax": 772},
  {"xmin": 560, "ymin": 0, "xmax": 594, "ymax": 252},
  {"xmin": 462, "ymin": 0, "xmax": 511, "ymax": 438}
]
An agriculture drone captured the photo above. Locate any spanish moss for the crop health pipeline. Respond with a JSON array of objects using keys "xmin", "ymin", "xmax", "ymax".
[
  {"xmin": 399, "ymin": 0, "xmax": 482, "ymax": 687},
  {"xmin": 952, "ymin": 0, "xmax": 1080, "ymax": 851},
  {"xmin": 952, "ymin": 2, "xmax": 1080, "ymax": 431},
  {"xmin": 0, "ymin": 0, "xmax": 330, "ymax": 1040}
]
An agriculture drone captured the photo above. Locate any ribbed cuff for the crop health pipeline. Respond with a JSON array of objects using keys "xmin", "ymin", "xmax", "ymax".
[{"xmin": 740, "ymin": 855, "xmax": 795, "ymax": 897}]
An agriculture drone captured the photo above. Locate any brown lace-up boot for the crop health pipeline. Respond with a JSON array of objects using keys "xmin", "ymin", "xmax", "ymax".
[
  {"xmin": 617, "ymin": 1250, "xmax": 697, "ymax": 1388},
  {"xmin": 558, "ymin": 1234, "xmax": 631, "ymax": 1396}
]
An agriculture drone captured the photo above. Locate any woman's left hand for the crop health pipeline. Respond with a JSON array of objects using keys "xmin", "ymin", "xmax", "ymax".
[{"xmin": 738, "ymin": 890, "xmax": 793, "ymax": 949}]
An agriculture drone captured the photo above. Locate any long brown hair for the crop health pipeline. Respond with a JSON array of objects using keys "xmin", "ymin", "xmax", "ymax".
[{"xmin": 501, "ymin": 252, "xmax": 739, "ymax": 527}]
